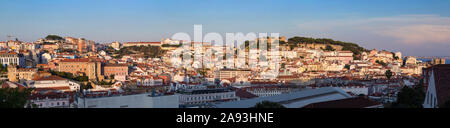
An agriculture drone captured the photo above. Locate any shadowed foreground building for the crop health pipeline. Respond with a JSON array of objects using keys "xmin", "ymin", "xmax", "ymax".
[
  {"xmin": 215, "ymin": 87, "xmax": 352, "ymax": 108},
  {"xmin": 302, "ymin": 97, "xmax": 383, "ymax": 108},
  {"xmin": 77, "ymin": 93, "xmax": 179, "ymax": 108},
  {"xmin": 423, "ymin": 64, "xmax": 450, "ymax": 108}
]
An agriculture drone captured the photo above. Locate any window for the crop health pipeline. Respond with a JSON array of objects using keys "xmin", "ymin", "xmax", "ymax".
[
  {"xmin": 431, "ymin": 95, "xmax": 434, "ymax": 107},
  {"xmin": 435, "ymin": 98, "xmax": 437, "ymax": 108}
]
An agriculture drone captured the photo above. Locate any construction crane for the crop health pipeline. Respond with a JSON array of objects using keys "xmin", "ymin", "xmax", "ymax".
[{"xmin": 7, "ymin": 35, "xmax": 15, "ymax": 41}]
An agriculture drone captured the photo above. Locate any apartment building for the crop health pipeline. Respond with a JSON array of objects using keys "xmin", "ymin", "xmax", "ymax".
[
  {"xmin": 7, "ymin": 65, "xmax": 38, "ymax": 82},
  {"xmin": 58, "ymin": 58, "xmax": 103, "ymax": 80},
  {"xmin": 215, "ymin": 69, "xmax": 251, "ymax": 80}
]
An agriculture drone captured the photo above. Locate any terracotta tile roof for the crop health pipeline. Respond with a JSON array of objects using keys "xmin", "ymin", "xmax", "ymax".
[
  {"xmin": 34, "ymin": 75, "xmax": 67, "ymax": 81},
  {"xmin": 105, "ymin": 63, "xmax": 128, "ymax": 67},
  {"xmin": 34, "ymin": 86, "xmax": 71, "ymax": 91},
  {"xmin": 60, "ymin": 58, "xmax": 90, "ymax": 62}
]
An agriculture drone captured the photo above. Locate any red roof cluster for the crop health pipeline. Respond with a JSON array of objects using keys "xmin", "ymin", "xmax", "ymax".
[
  {"xmin": 34, "ymin": 75, "xmax": 67, "ymax": 81},
  {"xmin": 60, "ymin": 58, "xmax": 90, "ymax": 62}
]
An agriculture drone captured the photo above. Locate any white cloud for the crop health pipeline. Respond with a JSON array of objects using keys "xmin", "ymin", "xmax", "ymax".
[
  {"xmin": 296, "ymin": 15, "xmax": 450, "ymax": 44},
  {"xmin": 375, "ymin": 24, "xmax": 450, "ymax": 44}
]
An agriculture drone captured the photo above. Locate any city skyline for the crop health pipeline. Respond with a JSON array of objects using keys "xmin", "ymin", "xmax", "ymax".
[{"xmin": 1, "ymin": 0, "xmax": 450, "ymax": 56}]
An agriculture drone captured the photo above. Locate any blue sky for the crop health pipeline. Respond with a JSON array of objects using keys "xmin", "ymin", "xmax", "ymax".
[{"xmin": 1, "ymin": 0, "xmax": 450, "ymax": 56}]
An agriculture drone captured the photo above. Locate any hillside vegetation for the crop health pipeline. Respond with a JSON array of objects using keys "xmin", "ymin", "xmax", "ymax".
[
  {"xmin": 115, "ymin": 46, "xmax": 166, "ymax": 58},
  {"xmin": 286, "ymin": 36, "xmax": 367, "ymax": 56}
]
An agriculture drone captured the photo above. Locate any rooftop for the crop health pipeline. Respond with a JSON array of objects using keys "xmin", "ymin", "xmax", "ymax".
[
  {"xmin": 302, "ymin": 97, "xmax": 382, "ymax": 108},
  {"xmin": 216, "ymin": 87, "xmax": 352, "ymax": 108},
  {"xmin": 34, "ymin": 75, "xmax": 67, "ymax": 81}
]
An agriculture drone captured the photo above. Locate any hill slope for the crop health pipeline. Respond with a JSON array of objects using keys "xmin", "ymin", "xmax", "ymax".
[{"xmin": 285, "ymin": 37, "xmax": 367, "ymax": 55}]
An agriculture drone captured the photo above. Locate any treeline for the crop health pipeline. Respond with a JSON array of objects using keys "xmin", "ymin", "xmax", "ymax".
[
  {"xmin": 0, "ymin": 65, "xmax": 8, "ymax": 72},
  {"xmin": 286, "ymin": 36, "xmax": 367, "ymax": 55},
  {"xmin": 115, "ymin": 46, "xmax": 167, "ymax": 58},
  {"xmin": 162, "ymin": 44, "xmax": 182, "ymax": 47},
  {"xmin": 49, "ymin": 71, "xmax": 89, "ymax": 82},
  {"xmin": 45, "ymin": 35, "xmax": 64, "ymax": 40}
]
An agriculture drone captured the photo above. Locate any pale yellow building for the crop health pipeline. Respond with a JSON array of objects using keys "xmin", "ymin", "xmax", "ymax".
[{"xmin": 7, "ymin": 65, "xmax": 37, "ymax": 82}]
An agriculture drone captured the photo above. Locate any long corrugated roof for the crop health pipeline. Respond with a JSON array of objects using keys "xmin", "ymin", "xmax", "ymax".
[{"xmin": 215, "ymin": 87, "xmax": 352, "ymax": 108}]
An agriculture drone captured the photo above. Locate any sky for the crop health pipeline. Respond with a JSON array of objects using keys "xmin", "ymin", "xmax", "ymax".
[{"xmin": 0, "ymin": 0, "xmax": 450, "ymax": 56}]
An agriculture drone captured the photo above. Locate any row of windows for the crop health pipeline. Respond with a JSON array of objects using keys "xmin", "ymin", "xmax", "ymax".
[
  {"xmin": 0, "ymin": 58, "xmax": 18, "ymax": 63},
  {"xmin": 105, "ymin": 72, "xmax": 127, "ymax": 76},
  {"xmin": 0, "ymin": 55, "xmax": 19, "ymax": 57},
  {"xmin": 184, "ymin": 94, "xmax": 235, "ymax": 101},
  {"xmin": 62, "ymin": 65, "xmax": 84, "ymax": 68},
  {"xmin": 38, "ymin": 101, "xmax": 67, "ymax": 108},
  {"xmin": 105, "ymin": 68, "xmax": 127, "ymax": 71},
  {"xmin": 187, "ymin": 99, "xmax": 238, "ymax": 105},
  {"xmin": 62, "ymin": 68, "xmax": 87, "ymax": 72}
]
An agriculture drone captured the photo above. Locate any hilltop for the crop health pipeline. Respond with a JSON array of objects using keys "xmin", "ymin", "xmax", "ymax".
[{"xmin": 284, "ymin": 37, "xmax": 367, "ymax": 56}]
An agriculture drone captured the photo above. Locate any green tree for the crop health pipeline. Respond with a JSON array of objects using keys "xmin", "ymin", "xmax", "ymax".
[
  {"xmin": 45, "ymin": 35, "xmax": 64, "ymax": 40},
  {"xmin": 391, "ymin": 52, "xmax": 400, "ymax": 60},
  {"xmin": 0, "ymin": 87, "xmax": 34, "ymax": 108},
  {"xmin": 440, "ymin": 99, "xmax": 450, "ymax": 108},
  {"xmin": 109, "ymin": 74, "xmax": 115, "ymax": 79},
  {"xmin": 376, "ymin": 60, "xmax": 387, "ymax": 67},
  {"xmin": 385, "ymin": 70, "xmax": 393, "ymax": 79},
  {"xmin": 324, "ymin": 45, "xmax": 335, "ymax": 51},
  {"xmin": 0, "ymin": 64, "xmax": 7, "ymax": 72},
  {"xmin": 81, "ymin": 82, "xmax": 93, "ymax": 90},
  {"xmin": 391, "ymin": 86, "xmax": 425, "ymax": 108},
  {"xmin": 252, "ymin": 101, "xmax": 286, "ymax": 108},
  {"xmin": 74, "ymin": 76, "xmax": 89, "ymax": 82},
  {"xmin": 287, "ymin": 36, "xmax": 367, "ymax": 57},
  {"xmin": 116, "ymin": 46, "xmax": 167, "ymax": 59},
  {"xmin": 344, "ymin": 64, "xmax": 351, "ymax": 70}
]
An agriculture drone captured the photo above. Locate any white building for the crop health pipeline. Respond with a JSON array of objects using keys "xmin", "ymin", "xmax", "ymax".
[
  {"xmin": 0, "ymin": 52, "xmax": 25, "ymax": 67},
  {"xmin": 178, "ymin": 88, "xmax": 239, "ymax": 107},
  {"xmin": 136, "ymin": 77, "xmax": 164, "ymax": 86},
  {"xmin": 40, "ymin": 53, "xmax": 52, "ymax": 64},
  {"xmin": 32, "ymin": 75, "xmax": 80, "ymax": 92},
  {"xmin": 30, "ymin": 94, "xmax": 72, "ymax": 108},
  {"xmin": 340, "ymin": 86, "xmax": 369, "ymax": 96}
]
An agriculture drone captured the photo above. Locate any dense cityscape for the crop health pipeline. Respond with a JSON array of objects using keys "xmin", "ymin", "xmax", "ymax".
[
  {"xmin": 3, "ymin": 1, "xmax": 450, "ymax": 128},
  {"xmin": 1, "ymin": 34, "xmax": 448, "ymax": 108},
  {"xmin": 2, "ymin": 0, "xmax": 450, "ymax": 111}
]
